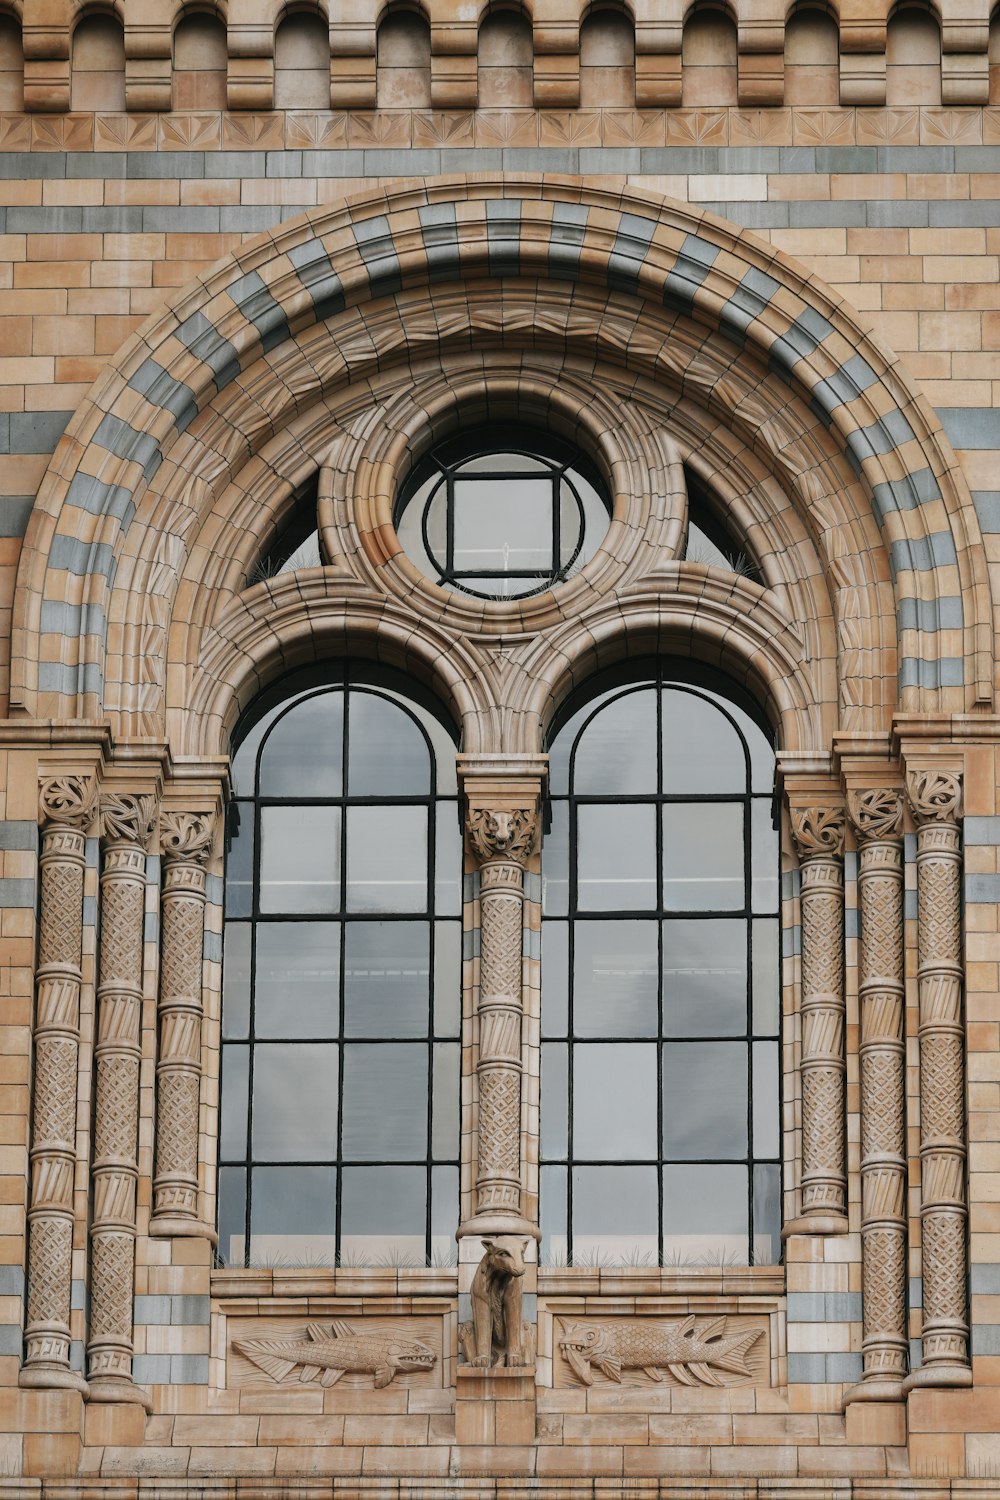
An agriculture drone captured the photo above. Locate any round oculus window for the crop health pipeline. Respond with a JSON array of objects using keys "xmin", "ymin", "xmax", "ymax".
[{"xmin": 394, "ymin": 428, "xmax": 612, "ymax": 600}]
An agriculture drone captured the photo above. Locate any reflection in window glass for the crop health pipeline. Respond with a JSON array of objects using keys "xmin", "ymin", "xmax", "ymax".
[
  {"xmin": 541, "ymin": 664, "xmax": 780, "ymax": 1266},
  {"xmin": 220, "ymin": 669, "xmax": 461, "ymax": 1267}
]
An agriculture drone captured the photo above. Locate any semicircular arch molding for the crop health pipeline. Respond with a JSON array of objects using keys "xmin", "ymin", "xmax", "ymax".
[{"xmin": 13, "ymin": 175, "xmax": 992, "ymax": 747}]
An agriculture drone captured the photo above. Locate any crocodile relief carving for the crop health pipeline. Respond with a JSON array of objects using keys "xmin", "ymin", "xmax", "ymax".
[
  {"xmin": 558, "ymin": 1316, "xmax": 764, "ymax": 1387},
  {"xmin": 233, "ymin": 1319, "xmax": 437, "ymax": 1389}
]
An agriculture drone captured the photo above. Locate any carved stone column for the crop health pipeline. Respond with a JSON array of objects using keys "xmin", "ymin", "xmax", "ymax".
[
  {"xmin": 87, "ymin": 791, "xmax": 157, "ymax": 1408},
  {"xmin": 787, "ymin": 805, "xmax": 848, "ymax": 1232},
  {"xmin": 846, "ymin": 788, "xmax": 908, "ymax": 1401},
  {"xmin": 150, "ymin": 811, "xmax": 214, "ymax": 1238},
  {"xmin": 21, "ymin": 775, "xmax": 96, "ymax": 1392},
  {"xmin": 905, "ymin": 768, "xmax": 971, "ymax": 1387}
]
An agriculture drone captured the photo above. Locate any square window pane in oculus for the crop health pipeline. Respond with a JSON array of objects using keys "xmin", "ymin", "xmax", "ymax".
[
  {"xmin": 218, "ymin": 1166, "xmax": 246, "ymax": 1266},
  {"xmin": 662, "ymin": 690, "xmax": 746, "ymax": 795},
  {"xmin": 571, "ymin": 689, "xmax": 657, "ymax": 795},
  {"xmin": 433, "ymin": 922, "xmax": 462, "ymax": 1038},
  {"xmin": 255, "ymin": 922, "xmax": 340, "ymax": 1038},
  {"xmin": 397, "ymin": 474, "xmax": 442, "ymax": 575},
  {"xmin": 662, "ymin": 1041, "xmax": 747, "ymax": 1159},
  {"xmin": 752, "ymin": 918, "xmax": 779, "ymax": 1035},
  {"xmin": 346, "ymin": 805, "xmax": 426, "ymax": 913},
  {"xmin": 662, "ymin": 804, "xmax": 743, "ymax": 912},
  {"xmin": 431, "ymin": 1042, "xmax": 460, "ymax": 1159},
  {"xmin": 452, "ymin": 476, "xmax": 553, "ymax": 573},
  {"xmin": 662, "ymin": 1163, "xmax": 748, "ymax": 1263},
  {"xmin": 751, "ymin": 799, "xmax": 780, "ymax": 913},
  {"xmin": 259, "ymin": 806, "xmax": 340, "ymax": 914},
  {"xmin": 251, "ymin": 1043, "xmax": 338, "ymax": 1161},
  {"xmin": 572, "ymin": 1165, "xmax": 658, "ymax": 1266},
  {"xmin": 347, "ymin": 693, "xmax": 431, "ymax": 797},
  {"xmin": 222, "ymin": 923, "xmax": 251, "ymax": 1039},
  {"xmin": 340, "ymin": 1165, "xmax": 426, "ymax": 1266},
  {"xmin": 574, "ymin": 920, "xmax": 658, "ymax": 1037},
  {"xmin": 661, "ymin": 918, "xmax": 747, "ymax": 1037},
  {"xmin": 577, "ymin": 804, "xmax": 656, "ymax": 912},
  {"xmin": 341, "ymin": 1042, "xmax": 427, "ymax": 1160},
  {"xmin": 258, "ymin": 692, "xmax": 343, "ymax": 797},
  {"xmin": 753, "ymin": 1162, "xmax": 781, "ymax": 1264},
  {"xmin": 344, "ymin": 921, "xmax": 429, "ymax": 1037},
  {"xmin": 573, "ymin": 1043, "xmax": 657, "ymax": 1160},
  {"xmin": 220, "ymin": 1044, "xmax": 248, "ymax": 1159},
  {"xmin": 225, "ymin": 802, "xmax": 253, "ymax": 918},
  {"xmin": 250, "ymin": 1165, "xmax": 336, "ymax": 1265}
]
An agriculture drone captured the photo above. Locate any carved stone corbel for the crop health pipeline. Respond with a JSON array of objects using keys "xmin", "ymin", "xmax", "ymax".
[
  {"xmin": 844, "ymin": 787, "xmax": 908, "ymax": 1402},
  {"xmin": 21, "ymin": 775, "xmax": 96, "ymax": 1392},
  {"xmin": 150, "ymin": 811, "xmax": 215, "ymax": 1238},
  {"xmin": 904, "ymin": 767, "xmax": 971, "ymax": 1388},
  {"xmin": 786, "ymin": 804, "xmax": 848, "ymax": 1233},
  {"xmin": 87, "ymin": 790, "xmax": 158, "ymax": 1409}
]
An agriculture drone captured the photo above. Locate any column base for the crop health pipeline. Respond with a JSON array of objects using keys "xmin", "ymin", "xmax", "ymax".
[
  {"xmin": 457, "ymin": 1213, "xmax": 541, "ymax": 1241},
  {"xmin": 86, "ymin": 1377, "xmax": 154, "ymax": 1411},
  {"xmin": 19, "ymin": 1364, "xmax": 89, "ymax": 1395},
  {"xmin": 844, "ymin": 1376, "xmax": 906, "ymax": 1405},
  {"xmin": 781, "ymin": 1213, "xmax": 850, "ymax": 1239},
  {"xmin": 456, "ymin": 1365, "xmax": 536, "ymax": 1445},
  {"xmin": 148, "ymin": 1217, "xmax": 218, "ymax": 1244},
  {"xmin": 903, "ymin": 1364, "xmax": 973, "ymax": 1392}
]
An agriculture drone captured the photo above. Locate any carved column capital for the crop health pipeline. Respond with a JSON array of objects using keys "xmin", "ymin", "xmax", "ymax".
[
  {"xmin": 847, "ymin": 787, "xmax": 904, "ymax": 843},
  {"xmin": 905, "ymin": 768, "xmax": 962, "ymax": 825},
  {"xmin": 100, "ymin": 791, "xmax": 157, "ymax": 846},
  {"xmin": 39, "ymin": 774, "xmax": 97, "ymax": 831},
  {"xmin": 790, "ymin": 804, "xmax": 846, "ymax": 858},
  {"xmin": 159, "ymin": 810, "xmax": 214, "ymax": 865},
  {"xmin": 466, "ymin": 806, "xmax": 538, "ymax": 865}
]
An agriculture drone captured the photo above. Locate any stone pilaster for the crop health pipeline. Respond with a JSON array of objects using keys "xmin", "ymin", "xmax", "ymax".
[
  {"xmin": 787, "ymin": 804, "xmax": 848, "ymax": 1233},
  {"xmin": 21, "ymin": 775, "xmax": 96, "ymax": 1393},
  {"xmin": 87, "ymin": 790, "xmax": 157, "ymax": 1408},
  {"xmin": 150, "ymin": 811, "xmax": 214, "ymax": 1238},
  {"xmin": 904, "ymin": 767, "xmax": 971, "ymax": 1388},
  {"xmin": 845, "ymin": 787, "xmax": 908, "ymax": 1401}
]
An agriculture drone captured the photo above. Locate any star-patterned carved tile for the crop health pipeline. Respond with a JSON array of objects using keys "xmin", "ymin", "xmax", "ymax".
[
  {"xmin": 0, "ymin": 114, "xmax": 30, "ymax": 150},
  {"xmin": 346, "ymin": 111, "xmax": 412, "ymax": 147},
  {"xmin": 920, "ymin": 108, "xmax": 982, "ymax": 145},
  {"xmin": 730, "ymin": 109, "xmax": 792, "ymax": 146},
  {"xmin": 31, "ymin": 114, "xmax": 95, "ymax": 151},
  {"xmin": 95, "ymin": 114, "xmax": 157, "ymax": 151},
  {"xmin": 222, "ymin": 113, "xmax": 285, "ymax": 150},
  {"xmin": 160, "ymin": 113, "xmax": 222, "ymax": 150},
  {"xmin": 855, "ymin": 108, "xmax": 919, "ymax": 145},
  {"xmin": 791, "ymin": 108, "xmax": 856, "ymax": 145},
  {"xmin": 602, "ymin": 110, "xmax": 666, "ymax": 147},
  {"xmin": 664, "ymin": 109, "xmax": 728, "ymax": 146},
  {"xmin": 984, "ymin": 108, "xmax": 1000, "ymax": 143},
  {"xmin": 474, "ymin": 110, "xmax": 538, "ymax": 147},
  {"xmin": 539, "ymin": 111, "xmax": 603, "ymax": 147},
  {"xmin": 412, "ymin": 111, "xmax": 475, "ymax": 147},
  {"xmin": 284, "ymin": 112, "xmax": 350, "ymax": 149}
]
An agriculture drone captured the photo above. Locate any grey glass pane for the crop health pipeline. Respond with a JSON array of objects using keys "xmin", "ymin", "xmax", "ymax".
[
  {"xmin": 558, "ymin": 479, "xmax": 585, "ymax": 567},
  {"xmin": 346, "ymin": 805, "xmax": 426, "ymax": 913},
  {"xmin": 752, "ymin": 918, "xmax": 780, "ymax": 1035},
  {"xmin": 258, "ymin": 692, "xmax": 342, "ymax": 797},
  {"xmin": 222, "ymin": 923, "xmax": 251, "ymax": 1039},
  {"xmin": 577, "ymin": 803, "xmax": 656, "ymax": 911},
  {"xmin": 225, "ymin": 802, "xmax": 253, "ymax": 918},
  {"xmin": 751, "ymin": 798, "xmax": 780, "ymax": 913},
  {"xmin": 572, "ymin": 1165, "xmax": 658, "ymax": 1264},
  {"xmin": 662, "ymin": 1041, "xmax": 747, "ymax": 1160},
  {"xmin": 540, "ymin": 1164, "xmax": 568, "ymax": 1265},
  {"xmin": 684, "ymin": 520, "xmax": 733, "ymax": 571},
  {"xmin": 574, "ymin": 1043, "xmax": 657, "ymax": 1160},
  {"xmin": 541, "ymin": 922, "xmax": 568, "ymax": 1037},
  {"xmin": 575, "ymin": 474, "xmax": 611, "ymax": 568},
  {"xmin": 255, "ymin": 923, "xmax": 340, "ymax": 1038},
  {"xmin": 753, "ymin": 1163, "xmax": 781, "ymax": 1265},
  {"xmin": 431, "ymin": 1166, "xmax": 459, "ymax": 1265},
  {"xmin": 452, "ymin": 475, "xmax": 553, "ymax": 572},
  {"xmin": 397, "ymin": 472, "xmax": 442, "ymax": 573},
  {"xmin": 340, "ymin": 1165, "xmax": 425, "ymax": 1265},
  {"xmin": 662, "ymin": 919, "xmax": 746, "ymax": 1037},
  {"xmin": 432, "ymin": 1042, "xmax": 460, "ymax": 1159},
  {"xmin": 572, "ymin": 689, "xmax": 657, "ymax": 795},
  {"xmin": 462, "ymin": 452, "xmax": 548, "ymax": 474},
  {"xmin": 720, "ymin": 699, "xmax": 775, "ymax": 795},
  {"xmin": 433, "ymin": 922, "xmax": 461, "ymax": 1038},
  {"xmin": 259, "ymin": 806, "xmax": 340, "ymax": 914},
  {"xmin": 541, "ymin": 800, "xmax": 569, "ymax": 915},
  {"xmin": 347, "ymin": 692, "xmax": 430, "ymax": 796},
  {"xmin": 753, "ymin": 1041, "xmax": 780, "ymax": 1158},
  {"xmin": 435, "ymin": 801, "xmax": 462, "ymax": 915},
  {"xmin": 547, "ymin": 686, "xmax": 621, "ymax": 796},
  {"xmin": 662, "ymin": 803, "xmax": 743, "ymax": 912},
  {"xmin": 230, "ymin": 697, "xmax": 292, "ymax": 797},
  {"xmin": 541, "ymin": 1043, "xmax": 568, "ymax": 1158},
  {"xmin": 424, "ymin": 479, "xmax": 447, "ymax": 569},
  {"xmin": 252, "ymin": 1043, "xmax": 338, "ymax": 1161},
  {"xmin": 220, "ymin": 1044, "xmax": 248, "ymax": 1159},
  {"xmin": 344, "ymin": 921, "xmax": 428, "ymax": 1038},
  {"xmin": 250, "ymin": 1165, "xmax": 335, "ymax": 1264},
  {"xmin": 341, "ymin": 1043, "xmax": 427, "ymax": 1161},
  {"xmin": 663, "ymin": 1163, "xmax": 748, "ymax": 1262},
  {"xmin": 575, "ymin": 921, "xmax": 658, "ymax": 1037},
  {"xmin": 662, "ymin": 689, "xmax": 746, "ymax": 794},
  {"xmin": 218, "ymin": 1166, "xmax": 246, "ymax": 1266}
]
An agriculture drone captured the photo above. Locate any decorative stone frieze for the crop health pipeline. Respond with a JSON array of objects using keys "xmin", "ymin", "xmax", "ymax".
[
  {"xmin": 846, "ymin": 786, "xmax": 908, "ymax": 1400},
  {"xmin": 20, "ymin": 774, "xmax": 96, "ymax": 1392},
  {"xmin": 904, "ymin": 767, "xmax": 971, "ymax": 1387},
  {"xmin": 150, "ymin": 810, "xmax": 214, "ymax": 1236},
  {"xmin": 87, "ymin": 790, "xmax": 157, "ymax": 1408},
  {"xmin": 788, "ymin": 803, "xmax": 848, "ymax": 1228}
]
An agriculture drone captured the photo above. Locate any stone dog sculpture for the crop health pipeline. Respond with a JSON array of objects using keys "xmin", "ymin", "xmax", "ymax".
[{"xmin": 460, "ymin": 1235, "xmax": 531, "ymax": 1368}]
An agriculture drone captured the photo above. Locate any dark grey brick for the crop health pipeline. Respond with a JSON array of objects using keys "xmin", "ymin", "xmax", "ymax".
[
  {"xmin": 204, "ymin": 151, "xmax": 264, "ymax": 178},
  {"xmin": 7, "ymin": 206, "xmax": 82, "ymax": 233},
  {"xmin": 878, "ymin": 146, "xmax": 954, "ymax": 173},
  {"xmin": 143, "ymin": 206, "xmax": 220, "ymax": 233},
  {"xmin": 579, "ymin": 147, "xmax": 641, "ymax": 174},
  {"xmin": 972, "ymin": 490, "xmax": 1000, "ymax": 531},
  {"xmin": 128, "ymin": 151, "xmax": 204, "ymax": 179},
  {"xmin": 788, "ymin": 200, "xmax": 866, "ymax": 228},
  {"xmin": 0, "ymin": 150, "xmax": 65, "ymax": 178},
  {"xmin": 503, "ymin": 147, "xmax": 578, "ymax": 173},
  {"xmin": 9, "ymin": 410, "xmax": 72, "ymax": 454},
  {"xmin": 220, "ymin": 206, "xmax": 285, "ymax": 232},
  {"xmin": 966, "ymin": 874, "xmax": 1000, "ymax": 903},
  {"xmin": 703, "ymin": 203, "xmax": 790, "ymax": 229},
  {"xmin": 778, "ymin": 147, "xmax": 817, "ymax": 171},
  {"xmin": 929, "ymin": 200, "xmax": 1000, "ymax": 228},
  {"xmin": 171, "ymin": 1295, "xmax": 210, "ymax": 1325},
  {"xmin": 363, "ymin": 148, "xmax": 441, "ymax": 175},
  {"xmin": 826, "ymin": 1353, "xmax": 863, "ymax": 1383},
  {"xmin": 972, "ymin": 1264, "xmax": 1000, "ymax": 1294},
  {"xmin": 440, "ymin": 147, "xmax": 500, "ymax": 172},
  {"xmin": 955, "ymin": 146, "xmax": 1000, "ymax": 171},
  {"xmin": 814, "ymin": 147, "xmax": 878, "ymax": 172},
  {"xmin": 865, "ymin": 200, "xmax": 929, "ymax": 227},
  {"xmin": 171, "ymin": 1355, "xmax": 210, "ymax": 1384},
  {"xmin": 301, "ymin": 150, "xmax": 366, "ymax": 176},
  {"xmin": 939, "ymin": 407, "xmax": 1000, "ymax": 450},
  {"xmin": 788, "ymin": 1353, "xmax": 826, "ymax": 1383},
  {"xmin": 266, "ymin": 151, "xmax": 303, "ymax": 177},
  {"xmin": 0, "ymin": 878, "xmax": 34, "ymax": 907},
  {"xmin": 971, "ymin": 1326, "xmax": 1000, "ymax": 1356},
  {"xmin": 81, "ymin": 206, "xmax": 144, "ymax": 233},
  {"xmin": 718, "ymin": 147, "xmax": 780, "ymax": 172},
  {"xmin": 639, "ymin": 146, "xmax": 719, "ymax": 174}
]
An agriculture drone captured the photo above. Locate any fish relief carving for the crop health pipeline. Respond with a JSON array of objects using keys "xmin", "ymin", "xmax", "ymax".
[
  {"xmin": 233, "ymin": 1319, "xmax": 437, "ymax": 1389},
  {"xmin": 558, "ymin": 1315, "xmax": 763, "ymax": 1387}
]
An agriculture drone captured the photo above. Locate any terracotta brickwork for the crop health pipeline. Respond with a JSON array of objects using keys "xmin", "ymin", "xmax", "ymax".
[{"xmin": 0, "ymin": 17, "xmax": 999, "ymax": 1489}]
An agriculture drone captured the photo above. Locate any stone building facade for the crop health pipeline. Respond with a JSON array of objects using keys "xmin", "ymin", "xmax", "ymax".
[{"xmin": 2, "ymin": 3, "xmax": 1000, "ymax": 1494}]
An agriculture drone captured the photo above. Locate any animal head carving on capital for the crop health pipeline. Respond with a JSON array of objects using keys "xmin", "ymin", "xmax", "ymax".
[{"xmin": 466, "ymin": 807, "xmax": 537, "ymax": 864}]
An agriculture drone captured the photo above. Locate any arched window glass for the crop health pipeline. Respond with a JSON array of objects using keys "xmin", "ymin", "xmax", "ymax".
[
  {"xmin": 219, "ymin": 666, "xmax": 463, "ymax": 1268},
  {"xmin": 540, "ymin": 663, "xmax": 781, "ymax": 1267}
]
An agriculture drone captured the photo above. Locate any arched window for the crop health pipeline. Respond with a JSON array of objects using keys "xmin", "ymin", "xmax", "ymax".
[
  {"xmin": 540, "ymin": 664, "xmax": 781, "ymax": 1267},
  {"xmin": 71, "ymin": 12, "xmax": 126, "ymax": 110},
  {"xmin": 218, "ymin": 666, "xmax": 463, "ymax": 1268},
  {"xmin": 274, "ymin": 10, "xmax": 330, "ymax": 109},
  {"xmin": 579, "ymin": 7, "xmax": 635, "ymax": 107},
  {"xmin": 172, "ymin": 12, "xmax": 227, "ymax": 110}
]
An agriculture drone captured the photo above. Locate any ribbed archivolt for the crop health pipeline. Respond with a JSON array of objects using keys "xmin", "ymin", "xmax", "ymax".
[
  {"xmin": 905, "ymin": 768, "xmax": 970, "ymax": 1384},
  {"xmin": 20, "ymin": 775, "xmax": 96, "ymax": 1392},
  {"xmin": 87, "ymin": 790, "xmax": 157, "ymax": 1409}
]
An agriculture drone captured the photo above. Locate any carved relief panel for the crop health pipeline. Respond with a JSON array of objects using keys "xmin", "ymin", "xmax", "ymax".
[{"xmin": 225, "ymin": 1304, "xmax": 453, "ymax": 1393}]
